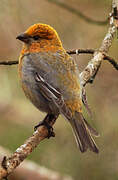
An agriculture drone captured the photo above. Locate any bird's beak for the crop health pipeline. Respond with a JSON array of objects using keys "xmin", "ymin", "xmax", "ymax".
[{"xmin": 16, "ymin": 33, "xmax": 30, "ymax": 43}]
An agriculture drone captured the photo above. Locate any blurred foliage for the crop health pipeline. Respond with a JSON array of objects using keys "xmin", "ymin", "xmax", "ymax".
[{"xmin": 0, "ymin": 0, "xmax": 118, "ymax": 179}]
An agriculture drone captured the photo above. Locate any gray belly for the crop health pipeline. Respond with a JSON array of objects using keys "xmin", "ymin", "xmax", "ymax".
[{"xmin": 22, "ymin": 77, "xmax": 51, "ymax": 113}]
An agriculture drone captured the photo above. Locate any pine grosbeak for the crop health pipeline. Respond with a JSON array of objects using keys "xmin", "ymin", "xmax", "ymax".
[{"xmin": 17, "ymin": 23, "xmax": 99, "ymax": 153}]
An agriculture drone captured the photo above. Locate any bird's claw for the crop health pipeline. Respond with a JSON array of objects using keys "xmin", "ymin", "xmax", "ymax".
[
  {"xmin": 47, "ymin": 126, "xmax": 55, "ymax": 138},
  {"xmin": 34, "ymin": 120, "xmax": 55, "ymax": 138},
  {"xmin": 2, "ymin": 156, "xmax": 8, "ymax": 180}
]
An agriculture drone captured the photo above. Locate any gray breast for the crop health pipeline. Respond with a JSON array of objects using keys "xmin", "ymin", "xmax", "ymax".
[{"xmin": 21, "ymin": 55, "xmax": 52, "ymax": 113}]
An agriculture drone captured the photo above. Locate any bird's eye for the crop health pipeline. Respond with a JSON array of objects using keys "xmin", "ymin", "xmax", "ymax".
[{"xmin": 33, "ymin": 35, "xmax": 40, "ymax": 40}]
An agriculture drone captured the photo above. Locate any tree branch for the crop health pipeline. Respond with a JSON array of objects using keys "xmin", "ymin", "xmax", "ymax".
[
  {"xmin": 1, "ymin": 49, "xmax": 118, "ymax": 71},
  {"xmin": 0, "ymin": 115, "xmax": 57, "ymax": 179},
  {"xmin": 79, "ymin": 0, "xmax": 118, "ymax": 86},
  {"xmin": 67, "ymin": 49, "xmax": 118, "ymax": 71},
  {"xmin": 0, "ymin": 61, "xmax": 18, "ymax": 65},
  {"xmin": 46, "ymin": 0, "xmax": 108, "ymax": 25},
  {"xmin": 0, "ymin": 146, "xmax": 73, "ymax": 180},
  {"xmin": 67, "ymin": 48, "xmax": 94, "ymax": 55},
  {"xmin": 104, "ymin": 54, "xmax": 118, "ymax": 70}
]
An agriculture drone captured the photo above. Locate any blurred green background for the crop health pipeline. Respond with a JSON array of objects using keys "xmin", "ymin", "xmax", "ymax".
[{"xmin": 0, "ymin": 0, "xmax": 118, "ymax": 179}]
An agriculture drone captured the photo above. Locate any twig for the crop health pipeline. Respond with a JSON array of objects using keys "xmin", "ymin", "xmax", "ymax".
[
  {"xmin": 0, "ymin": 61, "xmax": 18, "ymax": 65},
  {"xmin": 67, "ymin": 49, "xmax": 94, "ymax": 55},
  {"xmin": 46, "ymin": 0, "xmax": 108, "ymax": 25},
  {"xmin": 104, "ymin": 54, "xmax": 118, "ymax": 70},
  {"xmin": 1, "ymin": 49, "xmax": 118, "ymax": 71},
  {"xmin": 67, "ymin": 48, "xmax": 118, "ymax": 71}
]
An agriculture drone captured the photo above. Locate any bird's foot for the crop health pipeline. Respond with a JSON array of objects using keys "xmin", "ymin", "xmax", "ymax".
[{"xmin": 34, "ymin": 119, "xmax": 55, "ymax": 138}]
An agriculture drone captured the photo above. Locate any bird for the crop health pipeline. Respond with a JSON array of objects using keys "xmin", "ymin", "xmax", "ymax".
[{"xmin": 16, "ymin": 23, "xmax": 99, "ymax": 153}]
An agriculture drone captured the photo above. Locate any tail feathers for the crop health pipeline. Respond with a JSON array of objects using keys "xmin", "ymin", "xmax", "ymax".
[
  {"xmin": 83, "ymin": 118, "xmax": 99, "ymax": 137},
  {"xmin": 70, "ymin": 112, "xmax": 99, "ymax": 153}
]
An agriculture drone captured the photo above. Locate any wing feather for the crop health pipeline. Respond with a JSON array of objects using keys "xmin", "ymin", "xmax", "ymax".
[{"xmin": 35, "ymin": 73, "xmax": 72, "ymax": 120}]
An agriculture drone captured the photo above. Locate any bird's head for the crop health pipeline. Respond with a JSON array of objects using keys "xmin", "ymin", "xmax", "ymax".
[{"xmin": 16, "ymin": 23, "xmax": 63, "ymax": 53}]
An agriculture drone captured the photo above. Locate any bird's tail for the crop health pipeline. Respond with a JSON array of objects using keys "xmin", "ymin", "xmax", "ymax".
[{"xmin": 69, "ymin": 112, "xmax": 99, "ymax": 153}]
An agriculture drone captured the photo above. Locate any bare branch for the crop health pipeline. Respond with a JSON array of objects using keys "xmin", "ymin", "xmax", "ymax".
[
  {"xmin": 67, "ymin": 49, "xmax": 94, "ymax": 55},
  {"xmin": 67, "ymin": 48, "xmax": 118, "ymax": 71},
  {"xmin": 104, "ymin": 54, "xmax": 118, "ymax": 70},
  {"xmin": 0, "ymin": 49, "xmax": 118, "ymax": 74},
  {"xmin": 46, "ymin": 0, "xmax": 108, "ymax": 25},
  {"xmin": 0, "ymin": 49, "xmax": 118, "ymax": 73},
  {"xmin": 79, "ymin": 1, "xmax": 118, "ymax": 86},
  {"xmin": 0, "ymin": 115, "xmax": 57, "ymax": 179},
  {"xmin": 0, "ymin": 49, "xmax": 118, "ymax": 70},
  {"xmin": 0, "ymin": 146, "xmax": 73, "ymax": 180},
  {"xmin": 0, "ymin": 61, "xmax": 18, "ymax": 65}
]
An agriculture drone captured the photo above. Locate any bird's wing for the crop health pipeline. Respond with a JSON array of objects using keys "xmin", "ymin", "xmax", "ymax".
[
  {"xmin": 35, "ymin": 73, "xmax": 72, "ymax": 120},
  {"xmin": 27, "ymin": 51, "xmax": 80, "ymax": 95},
  {"xmin": 27, "ymin": 51, "xmax": 80, "ymax": 118}
]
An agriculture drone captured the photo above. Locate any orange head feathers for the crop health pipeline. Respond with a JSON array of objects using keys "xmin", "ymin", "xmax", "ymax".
[
  {"xmin": 25, "ymin": 24, "xmax": 60, "ymax": 40},
  {"xmin": 16, "ymin": 23, "xmax": 63, "ymax": 53}
]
